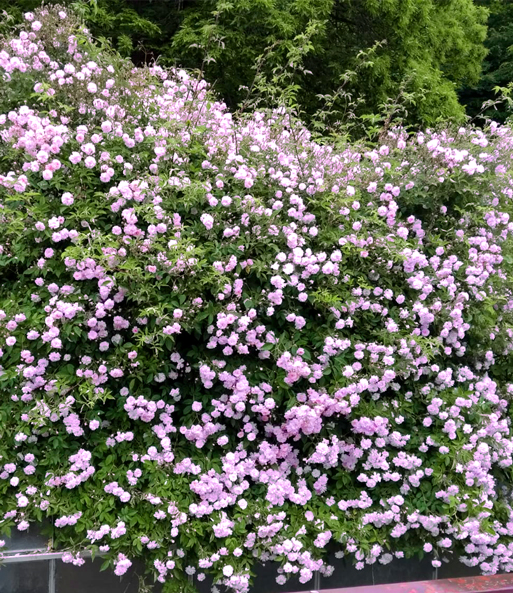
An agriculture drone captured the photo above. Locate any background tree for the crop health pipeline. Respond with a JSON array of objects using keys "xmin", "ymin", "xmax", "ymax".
[
  {"xmin": 459, "ymin": 0, "xmax": 513, "ymax": 124},
  {"xmin": 169, "ymin": 0, "xmax": 489, "ymax": 129},
  {"xmin": 0, "ymin": 0, "xmax": 488, "ymax": 133}
]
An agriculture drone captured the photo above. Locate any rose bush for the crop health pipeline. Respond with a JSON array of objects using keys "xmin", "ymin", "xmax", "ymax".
[{"xmin": 2, "ymin": 6, "xmax": 513, "ymax": 592}]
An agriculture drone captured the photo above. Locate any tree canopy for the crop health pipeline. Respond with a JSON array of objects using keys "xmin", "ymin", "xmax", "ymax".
[
  {"xmin": 0, "ymin": 0, "xmax": 489, "ymax": 132},
  {"xmin": 459, "ymin": 0, "xmax": 513, "ymax": 124}
]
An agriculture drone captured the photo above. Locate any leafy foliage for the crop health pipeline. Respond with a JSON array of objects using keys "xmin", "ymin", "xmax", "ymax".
[
  {"xmin": 0, "ymin": 0, "xmax": 488, "ymax": 133},
  {"xmin": 460, "ymin": 0, "xmax": 513, "ymax": 124},
  {"xmin": 152, "ymin": 0, "xmax": 489, "ymax": 128},
  {"xmin": 1, "ymin": 6, "xmax": 513, "ymax": 593}
]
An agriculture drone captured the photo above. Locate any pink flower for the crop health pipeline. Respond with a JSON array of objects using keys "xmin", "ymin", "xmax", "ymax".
[
  {"xmin": 200, "ymin": 213, "xmax": 214, "ymax": 230},
  {"xmin": 114, "ymin": 553, "xmax": 132, "ymax": 576},
  {"xmin": 61, "ymin": 192, "xmax": 74, "ymax": 205}
]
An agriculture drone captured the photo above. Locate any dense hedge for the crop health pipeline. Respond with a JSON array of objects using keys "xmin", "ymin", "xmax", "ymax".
[{"xmin": 2, "ymin": 6, "xmax": 513, "ymax": 593}]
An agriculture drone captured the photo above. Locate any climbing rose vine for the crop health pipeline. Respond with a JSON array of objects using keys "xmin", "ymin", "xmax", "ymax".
[{"xmin": 2, "ymin": 6, "xmax": 513, "ymax": 592}]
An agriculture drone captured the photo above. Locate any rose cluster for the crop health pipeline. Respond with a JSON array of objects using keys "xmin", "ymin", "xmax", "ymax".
[{"xmin": 1, "ymin": 6, "xmax": 513, "ymax": 593}]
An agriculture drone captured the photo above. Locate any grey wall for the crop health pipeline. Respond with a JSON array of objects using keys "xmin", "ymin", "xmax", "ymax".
[{"xmin": 0, "ymin": 527, "xmax": 482, "ymax": 593}]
